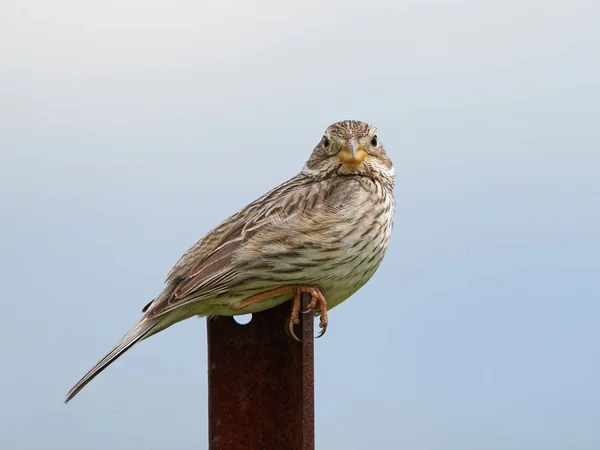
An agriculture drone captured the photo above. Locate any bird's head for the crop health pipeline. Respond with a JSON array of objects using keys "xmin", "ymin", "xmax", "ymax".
[{"xmin": 303, "ymin": 120, "xmax": 394, "ymax": 183}]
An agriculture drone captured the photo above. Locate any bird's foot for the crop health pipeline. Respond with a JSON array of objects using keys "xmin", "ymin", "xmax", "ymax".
[
  {"xmin": 232, "ymin": 284, "xmax": 328, "ymax": 341},
  {"xmin": 297, "ymin": 285, "xmax": 328, "ymax": 340}
]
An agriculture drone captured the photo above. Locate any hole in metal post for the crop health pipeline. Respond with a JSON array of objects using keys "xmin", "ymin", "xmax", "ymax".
[{"xmin": 233, "ymin": 314, "xmax": 252, "ymax": 325}]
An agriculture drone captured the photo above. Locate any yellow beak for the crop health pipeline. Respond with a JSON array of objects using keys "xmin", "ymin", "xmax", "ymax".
[{"xmin": 338, "ymin": 139, "xmax": 367, "ymax": 164}]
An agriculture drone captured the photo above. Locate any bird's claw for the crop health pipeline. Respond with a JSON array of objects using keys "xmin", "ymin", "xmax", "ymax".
[
  {"xmin": 316, "ymin": 314, "xmax": 328, "ymax": 338},
  {"xmin": 288, "ymin": 285, "xmax": 328, "ymax": 341}
]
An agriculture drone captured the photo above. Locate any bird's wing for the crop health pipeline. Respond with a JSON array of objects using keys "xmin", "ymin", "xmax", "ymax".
[{"xmin": 144, "ymin": 174, "xmax": 338, "ymax": 318}]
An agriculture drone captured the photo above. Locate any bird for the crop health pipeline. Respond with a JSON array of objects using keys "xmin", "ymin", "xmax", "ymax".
[{"xmin": 65, "ymin": 119, "xmax": 395, "ymax": 403}]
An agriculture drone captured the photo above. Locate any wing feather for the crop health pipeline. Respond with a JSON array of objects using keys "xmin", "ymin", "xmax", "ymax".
[{"xmin": 145, "ymin": 174, "xmax": 314, "ymax": 318}]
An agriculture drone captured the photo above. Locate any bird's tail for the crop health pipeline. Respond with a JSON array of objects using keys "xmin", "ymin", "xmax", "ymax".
[{"xmin": 64, "ymin": 318, "xmax": 162, "ymax": 403}]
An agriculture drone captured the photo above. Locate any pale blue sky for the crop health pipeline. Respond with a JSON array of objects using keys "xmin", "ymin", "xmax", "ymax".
[{"xmin": 1, "ymin": 1, "xmax": 599, "ymax": 449}]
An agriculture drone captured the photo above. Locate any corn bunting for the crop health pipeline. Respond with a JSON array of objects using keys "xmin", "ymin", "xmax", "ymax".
[{"xmin": 65, "ymin": 120, "xmax": 395, "ymax": 403}]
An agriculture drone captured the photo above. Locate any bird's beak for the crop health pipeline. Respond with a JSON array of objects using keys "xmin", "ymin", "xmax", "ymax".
[{"xmin": 338, "ymin": 139, "xmax": 367, "ymax": 165}]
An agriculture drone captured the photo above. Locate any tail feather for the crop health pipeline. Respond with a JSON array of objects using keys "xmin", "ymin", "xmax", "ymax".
[{"xmin": 64, "ymin": 319, "xmax": 160, "ymax": 403}]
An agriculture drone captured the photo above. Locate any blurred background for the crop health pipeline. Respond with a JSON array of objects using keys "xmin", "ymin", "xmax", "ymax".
[{"xmin": 1, "ymin": 1, "xmax": 599, "ymax": 449}]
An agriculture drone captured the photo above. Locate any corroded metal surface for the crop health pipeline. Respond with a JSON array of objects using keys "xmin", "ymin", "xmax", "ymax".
[{"xmin": 207, "ymin": 294, "xmax": 315, "ymax": 450}]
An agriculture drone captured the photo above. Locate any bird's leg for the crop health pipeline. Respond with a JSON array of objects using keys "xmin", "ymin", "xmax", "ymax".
[
  {"xmin": 231, "ymin": 285, "xmax": 299, "ymax": 311},
  {"xmin": 232, "ymin": 284, "xmax": 328, "ymax": 341},
  {"xmin": 300, "ymin": 286, "xmax": 328, "ymax": 338}
]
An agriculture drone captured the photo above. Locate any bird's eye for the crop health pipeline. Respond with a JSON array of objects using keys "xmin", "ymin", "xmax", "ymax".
[
  {"xmin": 323, "ymin": 136, "xmax": 330, "ymax": 148},
  {"xmin": 371, "ymin": 135, "xmax": 378, "ymax": 147}
]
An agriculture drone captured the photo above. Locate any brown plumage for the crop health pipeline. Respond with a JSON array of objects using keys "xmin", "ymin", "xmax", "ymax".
[{"xmin": 65, "ymin": 120, "xmax": 395, "ymax": 403}]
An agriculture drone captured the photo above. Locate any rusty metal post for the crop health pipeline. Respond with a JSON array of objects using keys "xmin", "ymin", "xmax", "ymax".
[{"xmin": 207, "ymin": 294, "xmax": 315, "ymax": 450}]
